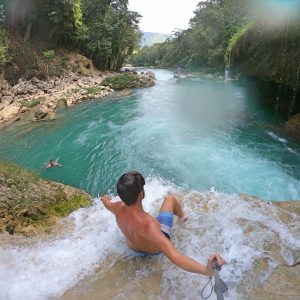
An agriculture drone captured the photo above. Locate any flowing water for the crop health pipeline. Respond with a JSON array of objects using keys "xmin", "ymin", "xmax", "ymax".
[{"xmin": 0, "ymin": 69, "xmax": 300, "ymax": 299}]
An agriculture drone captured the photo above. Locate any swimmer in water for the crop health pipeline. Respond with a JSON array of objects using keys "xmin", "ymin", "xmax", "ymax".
[{"xmin": 46, "ymin": 159, "xmax": 62, "ymax": 169}]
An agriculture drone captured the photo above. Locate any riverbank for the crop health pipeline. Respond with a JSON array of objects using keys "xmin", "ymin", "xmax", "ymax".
[
  {"xmin": 0, "ymin": 161, "xmax": 92, "ymax": 237},
  {"xmin": 0, "ymin": 67, "xmax": 155, "ymax": 129}
]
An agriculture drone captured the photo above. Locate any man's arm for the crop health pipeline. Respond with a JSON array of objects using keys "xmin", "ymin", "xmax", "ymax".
[
  {"xmin": 101, "ymin": 194, "xmax": 123, "ymax": 215},
  {"xmin": 148, "ymin": 223, "xmax": 225, "ymax": 276}
]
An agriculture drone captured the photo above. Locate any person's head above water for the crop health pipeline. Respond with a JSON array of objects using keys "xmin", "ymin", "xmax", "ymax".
[{"xmin": 117, "ymin": 171, "xmax": 145, "ymax": 206}]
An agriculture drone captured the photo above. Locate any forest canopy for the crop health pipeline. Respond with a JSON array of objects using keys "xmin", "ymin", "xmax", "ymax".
[
  {"xmin": 0, "ymin": 0, "xmax": 141, "ymax": 70},
  {"xmin": 129, "ymin": 0, "xmax": 251, "ymax": 71}
]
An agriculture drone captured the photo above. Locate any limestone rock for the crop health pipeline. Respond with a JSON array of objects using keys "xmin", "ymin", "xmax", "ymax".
[
  {"xmin": 1, "ymin": 96, "xmax": 13, "ymax": 105},
  {"xmin": 34, "ymin": 107, "xmax": 50, "ymax": 120},
  {"xmin": 286, "ymin": 113, "xmax": 300, "ymax": 138},
  {"xmin": 0, "ymin": 104, "xmax": 19, "ymax": 121}
]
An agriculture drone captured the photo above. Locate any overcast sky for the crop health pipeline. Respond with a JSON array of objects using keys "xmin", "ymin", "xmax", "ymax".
[{"xmin": 128, "ymin": 0, "xmax": 200, "ymax": 34}]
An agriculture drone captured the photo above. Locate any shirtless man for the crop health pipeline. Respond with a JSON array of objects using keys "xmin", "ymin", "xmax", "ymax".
[{"xmin": 101, "ymin": 171, "xmax": 225, "ymax": 276}]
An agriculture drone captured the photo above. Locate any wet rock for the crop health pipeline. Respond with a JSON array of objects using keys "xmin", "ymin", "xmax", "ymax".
[
  {"xmin": 47, "ymin": 111, "xmax": 56, "ymax": 120},
  {"xmin": 47, "ymin": 102, "xmax": 56, "ymax": 109},
  {"xmin": 57, "ymin": 98, "xmax": 67, "ymax": 108},
  {"xmin": 286, "ymin": 113, "xmax": 300, "ymax": 138},
  {"xmin": 0, "ymin": 161, "xmax": 92, "ymax": 236},
  {"xmin": 20, "ymin": 107, "xmax": 29, "ymax": 113},
  {"xmin": 117, "ymin": 90, "xmax": 133, "ymax": 97},
  {"xmin": 34, "ymin": 107, "xmax": 49, "ymax": 120}
]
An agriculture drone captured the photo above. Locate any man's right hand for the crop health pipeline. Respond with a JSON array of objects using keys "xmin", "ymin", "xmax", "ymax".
[
  {"xmin": 101, "ymin": 194, "xmax": 111, "ymax": 202},
  {"xmin": 206, "ymin": 253, "xmax": 226, "ymax": 276},
  {"xmin": 100, "ymin": 194, "xmax": 123, "ymax": 215}
]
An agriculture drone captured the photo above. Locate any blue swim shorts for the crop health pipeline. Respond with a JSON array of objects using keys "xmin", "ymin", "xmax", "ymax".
[{"xmin": 157, "ymin": 211, "xmax": 174, "ymax": 239}]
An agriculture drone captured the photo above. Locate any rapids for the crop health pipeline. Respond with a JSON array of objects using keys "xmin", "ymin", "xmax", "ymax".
[{"xmin": 0, "ymin": 180, "xmax": 299, "ymax": 299}]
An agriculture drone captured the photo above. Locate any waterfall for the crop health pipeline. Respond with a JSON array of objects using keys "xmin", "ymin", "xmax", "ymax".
[
  {"xmin": 225, "ymin": 68, "xmax": 230, "ymax": 81},
  {"xmin": 225, "ymin": 55, "xmax": 231, "ymax": 81}
]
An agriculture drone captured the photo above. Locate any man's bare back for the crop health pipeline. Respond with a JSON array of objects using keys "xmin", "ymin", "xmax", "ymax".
[{"xmin": 101, "ymin": 171, "xmax": 225, "ymax": 277}]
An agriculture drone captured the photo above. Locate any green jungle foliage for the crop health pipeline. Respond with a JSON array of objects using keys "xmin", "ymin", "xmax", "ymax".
[
  {"xmin": 43, "ymin": 50, "xmax": 55, "ymax": 61},
  {"xmin": 0, "ymin": 4, "xmax": 9, "ymax": 65},
  {"xmin": 102, "ymin": 73, "xmax": 139, "ymax": 90},
  {"xmin": 129, "ymin": 0, "xmax": 251, "ymax": 71},
  {"xmin": 0, "ymin": 0, "xmax": 141, "ymax": 71},
  {"xmin": 22, "ymin": 97, "xmax": 45, "ymax": 108},
  {"xmin": 225, "ymin": 20, "xmax": 254, "ymax": 64}
]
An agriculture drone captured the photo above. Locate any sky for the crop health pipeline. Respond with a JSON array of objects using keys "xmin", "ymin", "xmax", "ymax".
[{"xmin": 128, "ymin": 0, "xmax": 200, "ymax": 34}]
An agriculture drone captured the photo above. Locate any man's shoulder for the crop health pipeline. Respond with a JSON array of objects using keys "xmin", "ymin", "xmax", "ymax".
[{"xmin": 144, "ymin": 214, "xmax": 161, "ymax": 233}]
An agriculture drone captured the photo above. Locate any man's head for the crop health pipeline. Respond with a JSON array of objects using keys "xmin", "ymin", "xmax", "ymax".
[{"xmin": 117, "ymin": 171, "xmax": 145, "ymax": 206}]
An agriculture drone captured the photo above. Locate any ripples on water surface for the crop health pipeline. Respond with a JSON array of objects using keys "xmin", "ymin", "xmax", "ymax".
[
  {"xmin": 0, "ymin": 69, "xmax": 299, "ymax": 199},
  {"xmin": 0, "ymin": 69, "xmax": 300, "ymax": 299}
]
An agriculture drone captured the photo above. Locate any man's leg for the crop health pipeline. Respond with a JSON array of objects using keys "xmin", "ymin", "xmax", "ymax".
[
  {"xmin": 157, "ymin": 195, "xmax": 187, "ymax": 239},
  {"xmin": 159, "ymin": 194, "xmax": 187, "ymax": 220}
]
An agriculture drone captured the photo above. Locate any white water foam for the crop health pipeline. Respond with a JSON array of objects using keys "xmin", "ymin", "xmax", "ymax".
[
  {"xmin": 0, "ymin": 177, "xmax": 299, "ymax": 300},
  {"xmin": 266, "ymin": 131, "xmax": 288, "ymax": 144}
]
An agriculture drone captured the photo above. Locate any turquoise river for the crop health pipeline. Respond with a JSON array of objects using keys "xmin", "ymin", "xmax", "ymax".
[
  {"xmin": 0, "ymin": 69, "xmax": 300, "ymax": 200},
  {"xmin": 1, "ymin": 69, "xmax": 300, "ymax": 300}
]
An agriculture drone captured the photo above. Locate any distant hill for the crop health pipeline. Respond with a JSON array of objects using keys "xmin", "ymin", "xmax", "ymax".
[{"xmin": 141, "ymin": 32, "xmax": 171, "ymax": 47}]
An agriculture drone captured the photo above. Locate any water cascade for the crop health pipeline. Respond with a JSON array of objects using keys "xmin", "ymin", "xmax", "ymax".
[{"xmin": 225, "ymin": 56, "xmax": 231, "ymax": 81}]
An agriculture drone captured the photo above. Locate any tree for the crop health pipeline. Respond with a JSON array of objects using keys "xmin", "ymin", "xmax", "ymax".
[
  {"xmin": 81, "ymin": 0, "xmax": 141, "ymax": 70},
  {"xmin": 0, "ymin": 4, "xmax": 9, "ymax": 65},
  {"xmin": 129, "ymin": 0, "xmax": 250, "ymax": 71}
]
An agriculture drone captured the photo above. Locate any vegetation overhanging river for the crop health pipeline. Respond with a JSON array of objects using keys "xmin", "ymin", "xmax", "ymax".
[
  {"xmin": 0, "ymin": 69, "xmax": 300, "ymax": 300},
  {"xmin": 0, "ymin": 69, "xmax": 300, "ymax": 200}
]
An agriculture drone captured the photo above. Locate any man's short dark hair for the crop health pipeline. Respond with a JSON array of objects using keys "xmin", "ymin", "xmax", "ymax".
[{"xmin": 117, "ymin": 171, "xmax": 145, "ymax": 206}]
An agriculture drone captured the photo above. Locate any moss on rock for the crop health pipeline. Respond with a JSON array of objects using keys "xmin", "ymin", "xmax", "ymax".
[
  {"xmin": 0, "ymin": 161, "xmax": 92, "ymax": 236},
  {"xmin": 102, "ymin": 73, "xmax": 140, "ymax": 90},
  {"xmin": 102, "ymin": 72, "xmax": 155, "ymax": 90}
]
